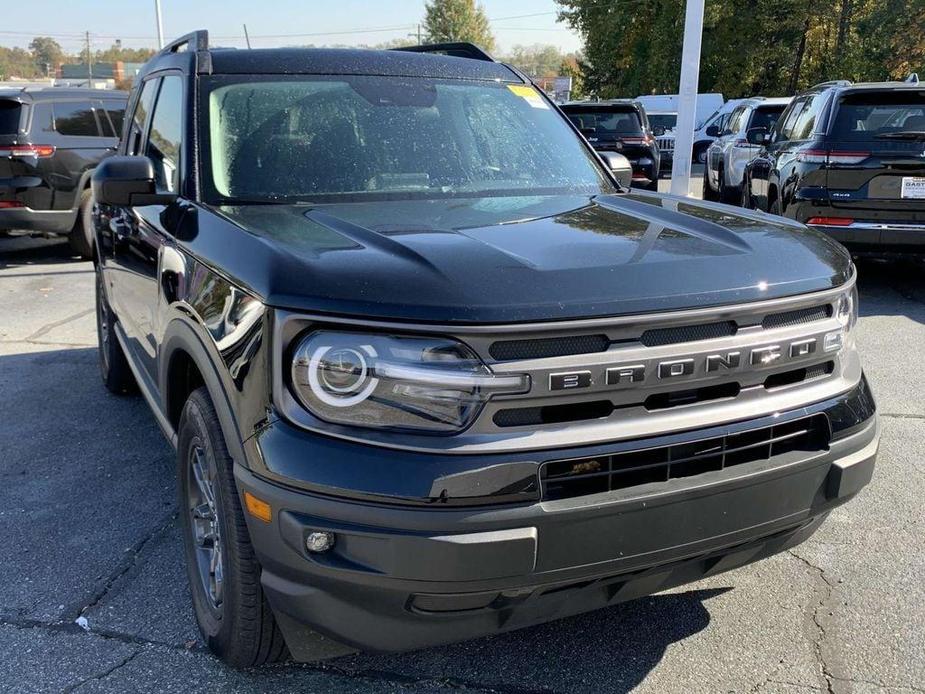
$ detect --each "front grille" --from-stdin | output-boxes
[489,334,610,361]
[540,414,830,500]
[762,305,833,330]
[640,320,737,347]
[656,137,675,152]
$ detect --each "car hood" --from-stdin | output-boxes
[210,192,852,323]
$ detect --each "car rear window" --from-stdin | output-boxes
[749,105,787,132]
[562,107,644,136]
[830,90,925,140]
[0,99,22,134]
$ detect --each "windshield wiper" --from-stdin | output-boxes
[875,131,925,140]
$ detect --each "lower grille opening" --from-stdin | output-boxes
[644,382,740,410]
[541,414,830,500]
[764,361,835,390]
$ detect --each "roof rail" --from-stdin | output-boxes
[157,30,209,58]
[810,79,852,90]
[392,42,495,62]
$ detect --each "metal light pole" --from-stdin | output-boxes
[154,0,165,49]
[668,0,705,197]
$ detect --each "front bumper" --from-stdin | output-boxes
[235,381,878,656]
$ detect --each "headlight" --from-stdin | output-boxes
[290,331,528,433]
[825,284,859,353]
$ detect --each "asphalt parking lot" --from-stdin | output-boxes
[1,208,924,692]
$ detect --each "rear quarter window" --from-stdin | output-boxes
[53,100,101,137]
[0,100,23,134]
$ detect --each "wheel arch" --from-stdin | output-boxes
[161,317,248,467]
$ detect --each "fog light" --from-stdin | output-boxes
[306,531,335,553]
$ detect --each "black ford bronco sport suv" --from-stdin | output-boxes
[0,87,127,258]
[91,32,878,667]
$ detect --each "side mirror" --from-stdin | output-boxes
[652,125,665,137]
[92,155,177,206]
[705,124,720,137]
[599,151,633,188]
[745,127,770,146]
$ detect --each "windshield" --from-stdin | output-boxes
[648,114,677,131]
[830,91,925,140]
[203,75,615,203]
[562,107,644,137]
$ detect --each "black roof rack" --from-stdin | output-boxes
[392,42,495,63]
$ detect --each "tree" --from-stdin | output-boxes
[423,0,496,53]
[28,36,65,76]
[94,43,156,64]
[502,44,567,78]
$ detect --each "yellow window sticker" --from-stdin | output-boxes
[507,84,549,109]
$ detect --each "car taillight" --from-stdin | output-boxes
[0,201,25,208]
[796,149,869,165]
[806,217,854,226]
[0,144,56,158]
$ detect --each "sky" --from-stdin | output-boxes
[1,0,583,55]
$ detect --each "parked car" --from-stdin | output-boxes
[646,111,678,172]
[742,80,925,254]
[692,98,744,164]
[703,97,790,203]
[92,32,877,667]
[561,100,661,190]
[0,87,127,258]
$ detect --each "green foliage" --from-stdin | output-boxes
[557,0,925,98]
[502,44,570,78]
[423,0,496,52]
[28,36,65,76]
[94,43,156,64]
[0,46,40,79]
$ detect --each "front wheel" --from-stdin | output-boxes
[178,387,288,667]
[702,168,720,202]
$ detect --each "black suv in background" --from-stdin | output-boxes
[743,80,925,254]
[91,32,877,668]
[0,88,127,258]
[561,100,661,189]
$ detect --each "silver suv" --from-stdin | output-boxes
[704,97,790,204]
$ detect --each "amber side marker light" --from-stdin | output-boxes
[244,491,272,523]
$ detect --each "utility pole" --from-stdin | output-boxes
[407,23,423,44]
[85,31,93,83]
[668,0,705,197]
[243,23,252,49]
[154,0,165,49]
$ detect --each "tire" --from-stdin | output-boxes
[769,193,782,216]
[69,189,94,260]
[694,145,708,165]
[95,265,137,395]
[702,168,720,202]
[740,179,752,209]
[717,167,740,204]
[178,386,288,668]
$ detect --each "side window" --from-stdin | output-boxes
[128,79,159,155]
[144,75,184,194]
[790,93,824,140]
[776,98,805,142]
[95,99,126,138]
[54,101,100,136]
[726,107,746,135]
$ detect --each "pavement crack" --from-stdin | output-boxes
[880,412,925,420]
[297,664,557,693]
[788,549,839,694]
[23,308,94,342]
[62,648,143,693]
[66,509,177,621]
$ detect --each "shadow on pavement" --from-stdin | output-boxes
[324,587,732,693]
[854,257,925,324]
[0,236,82,271]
